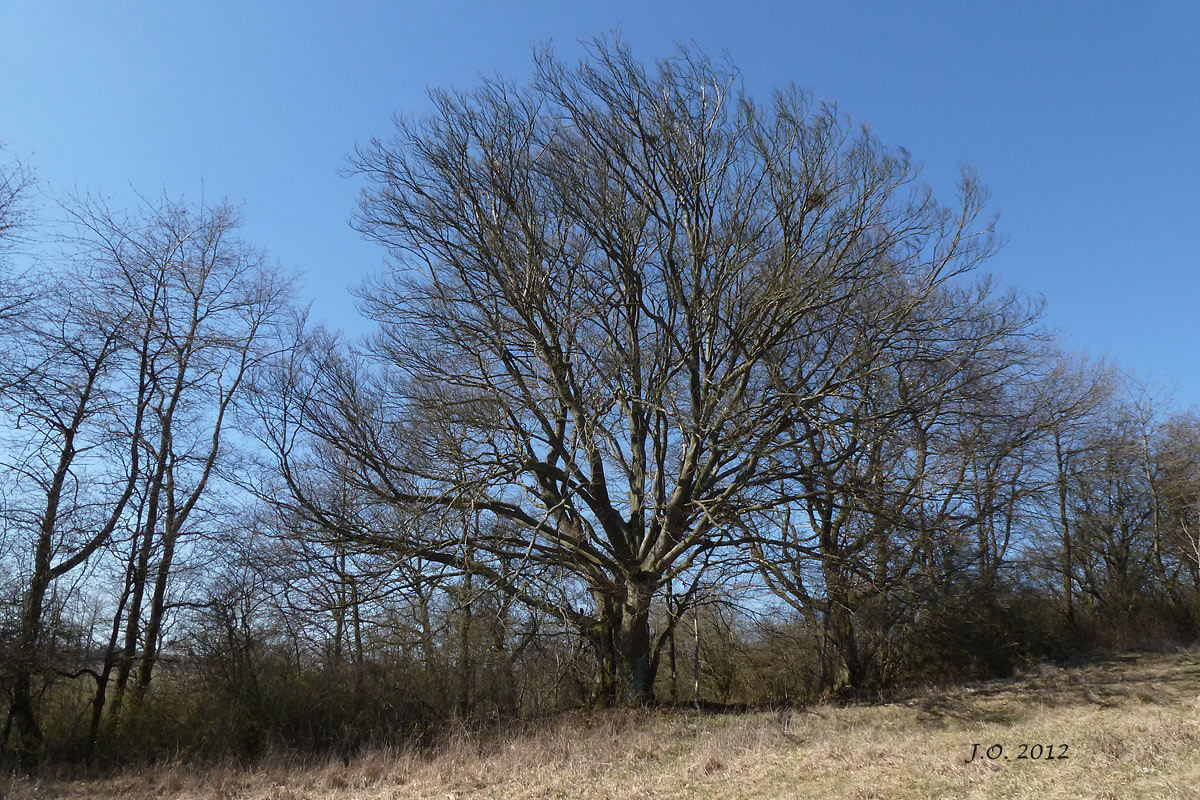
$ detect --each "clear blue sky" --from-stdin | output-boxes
[3,1,1198,404]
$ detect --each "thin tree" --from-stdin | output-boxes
[0,257,150,760]
[55,197,295,734]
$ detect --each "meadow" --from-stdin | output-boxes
[8,648,1200,800]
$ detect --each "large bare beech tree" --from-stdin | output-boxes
[264,38,1005,704]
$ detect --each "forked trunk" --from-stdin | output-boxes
[589,577,655,706]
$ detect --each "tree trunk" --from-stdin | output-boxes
[589,576,655,706]
[133,525,179,699]
[823,598,865,695]
[109,521,155,720]
[457,563,474,716]
[821,544,869,696]
[8,554,50,763]
[666,585,678,704]
[1054,428,1075,626]
[88,539,139,759]
[616,591,654,704]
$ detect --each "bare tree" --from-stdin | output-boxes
[0,150,31,251]
[0,152,35,345]
[749,285,1047,693]
[0,193,290,760]
[62,198,293,733]
[1021,352,1116,626]
[0,255,150,759]
[1156,411,1200,595]
[260,37,1004,704]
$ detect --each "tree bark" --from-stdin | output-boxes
[9,551,51,762]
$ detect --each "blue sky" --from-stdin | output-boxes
[2,1,1198,404]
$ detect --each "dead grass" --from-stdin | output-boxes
[8,647,1200,799]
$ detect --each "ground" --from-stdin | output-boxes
[8,648,1200,799]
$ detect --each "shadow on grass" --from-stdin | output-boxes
[913,648,1200,726]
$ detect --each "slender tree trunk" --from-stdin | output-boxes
[88,536,140,759]
[134,524,180,698]
[111,447,168,718]
[9,550,51,762]
[350,580,364,666]
[109,522,155,720]
[457,554,474,716]
[1055,429,1075,626]
[692,602,701,710]
[666,585,678,704]
[491,590,518,716]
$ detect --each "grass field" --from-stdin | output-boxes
[9,648,1200,799]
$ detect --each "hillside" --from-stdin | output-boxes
[10,648,1200,800]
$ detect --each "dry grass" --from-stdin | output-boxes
[9,648,1200,799]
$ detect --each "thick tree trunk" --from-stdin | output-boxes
[823,600,866,694]
[616,609,654,703]
[589,577,655,706]
[821,543,871,696]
